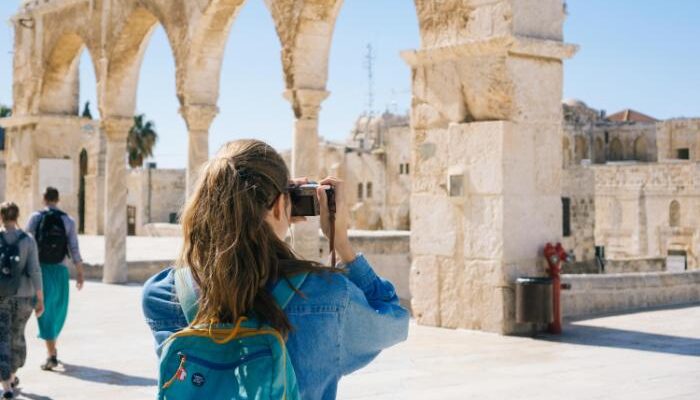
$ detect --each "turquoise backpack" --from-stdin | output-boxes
[157,268,308,400]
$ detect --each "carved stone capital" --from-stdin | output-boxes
[100,117,132,141]
[284,89,330,120]
[179,104,219,132]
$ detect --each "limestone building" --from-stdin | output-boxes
[561,100,700,273]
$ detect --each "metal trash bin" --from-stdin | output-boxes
[515,277,553,324]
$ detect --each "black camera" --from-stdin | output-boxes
[289,183,335,217]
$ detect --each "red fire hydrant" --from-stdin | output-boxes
[544,242,569,334]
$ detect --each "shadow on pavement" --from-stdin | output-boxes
[57,363,157,387]
[16,391,53,400]
[537,324,700,357]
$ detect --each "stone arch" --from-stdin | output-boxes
[634,136,648,162]
[574,135,587,164]
[562,136,571,168]
[670,200,681,227]
[594,137,605,164]
[103,7,185,118]
[39,33,100,115]
[264,0,345,96]
[182,0,248,106]
[609,137,624,161]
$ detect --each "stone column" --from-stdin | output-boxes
[284,89,329,261]
[180,104,219,197]
[101,117,132,284]
[404,3,577,334]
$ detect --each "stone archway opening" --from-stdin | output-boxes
[322,1,419,231]
[634,136,648,162]
[609,137,624,161]
[574,135,588,164]
[213,0,290,153]
[670,200,681,227]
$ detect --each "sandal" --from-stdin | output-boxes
[40,355,59,371]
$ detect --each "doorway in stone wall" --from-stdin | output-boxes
[666,249,687,272]
[78,149,88,233]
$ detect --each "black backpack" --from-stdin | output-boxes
[36,210,68,264]
[0,232,27,297]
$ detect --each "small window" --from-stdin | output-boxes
[676,148,690,160]
[670,200,681,227]
[357,183,363,200]
[366,182,373,199]
[562,197,571,237]
[400,164,404,174]
[604,131,609,144]
[405,163,410,174]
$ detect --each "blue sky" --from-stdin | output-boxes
[1,1,699,168]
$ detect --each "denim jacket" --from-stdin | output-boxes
[141,254,410,400]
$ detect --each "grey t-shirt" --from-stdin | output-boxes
[1,228,42,298]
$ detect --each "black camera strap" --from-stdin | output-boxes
[328,189,337,266]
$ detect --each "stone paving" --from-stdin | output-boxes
[8,280,700,400]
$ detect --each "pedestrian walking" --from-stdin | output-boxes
[26,187,84,371]
[0,202,44,399]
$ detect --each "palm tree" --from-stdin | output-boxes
[128,114,158,168]
[0,105,11,118]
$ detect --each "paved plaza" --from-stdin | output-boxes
[6,279,698,400]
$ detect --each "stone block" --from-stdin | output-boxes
[506,56,563,123]
[511,0,565,41]
[412,128,448,194]
[410,255,441,326]
[411,194,458,257]
[463,195,503,260]
[448,122,505,195]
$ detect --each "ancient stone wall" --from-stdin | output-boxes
[594,162,700,269]
[562,270,700,318]
[656,119,700,161]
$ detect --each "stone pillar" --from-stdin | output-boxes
[284,89,329,261]
[404,3,577,334]
[180,104,219,197]
[101,117,132,284]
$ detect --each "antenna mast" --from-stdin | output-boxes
[364,43,375,117]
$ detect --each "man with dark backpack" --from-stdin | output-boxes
[26,187,84,371]
[0,202,43,399]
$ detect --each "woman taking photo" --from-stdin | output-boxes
[142,139,409,399]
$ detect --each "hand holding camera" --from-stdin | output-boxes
[288,176,354,265]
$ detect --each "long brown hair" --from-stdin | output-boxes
[179,139,324,336]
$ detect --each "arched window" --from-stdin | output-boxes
[670,200,681,227]
[574,136,587,164]
[634,136,648,162]
[609,138,624,161]
[594,137,605,164]
[562,136,571,168]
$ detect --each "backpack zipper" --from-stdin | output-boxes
[176,349,271,371]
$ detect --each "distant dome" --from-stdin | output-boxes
[563,98,588,108]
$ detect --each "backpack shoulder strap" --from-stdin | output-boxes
[174,268,309,324]
[272,272,309,309]
[0,232,7,247]
[174,267,199,325]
